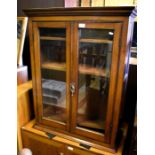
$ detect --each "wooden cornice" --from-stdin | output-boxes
[23,6,137,17]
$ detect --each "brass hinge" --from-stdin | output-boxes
[46,132,56,139]
[79,143,91,150]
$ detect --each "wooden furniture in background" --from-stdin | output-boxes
[123,63,137,155]
[17,17,31,151]
[17,66,28,85]
[17,80,33,151]
[23,7,136,153]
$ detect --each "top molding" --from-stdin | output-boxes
[23,6,137,18]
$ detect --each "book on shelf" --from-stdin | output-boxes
[42,79,66,107]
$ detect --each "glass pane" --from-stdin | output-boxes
[40,28,67,124]
[77,28,114,134]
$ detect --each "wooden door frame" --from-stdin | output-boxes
[32,21,71,131]
[70,22,122,143]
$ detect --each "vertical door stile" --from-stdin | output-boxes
[33,22,43,123]
[29,20,39,124]
[69,22,73,132]
[104,23,122,143]
[66,22,71,131]
[71,22,79,132]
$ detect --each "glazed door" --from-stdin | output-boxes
[33,22,71,130]
[71,22,121,143]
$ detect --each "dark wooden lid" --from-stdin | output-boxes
[23,6,137,17]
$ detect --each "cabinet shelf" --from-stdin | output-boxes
[43,98,66,109]
[79,65,108,77]
[42,62,66,71]
[80,53,106,57]
[80,38,112,44]
[42,62,108,77]
[43,105,66,123]
[40,36,66,41]
[78,119,105,131]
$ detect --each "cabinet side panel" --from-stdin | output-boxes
[111,17,135,147]
[119,16,135,122]
[110,19,128,147]
[104,23,122,143]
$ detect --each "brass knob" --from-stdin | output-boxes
[70,82,75,96]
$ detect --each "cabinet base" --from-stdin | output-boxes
[22,120,128,154]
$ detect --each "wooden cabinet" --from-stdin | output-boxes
[24,7,136,152]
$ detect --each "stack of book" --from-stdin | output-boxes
[42,79,66,106]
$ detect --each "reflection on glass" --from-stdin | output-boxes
[39,28,67,123]
[77,28,114,133]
